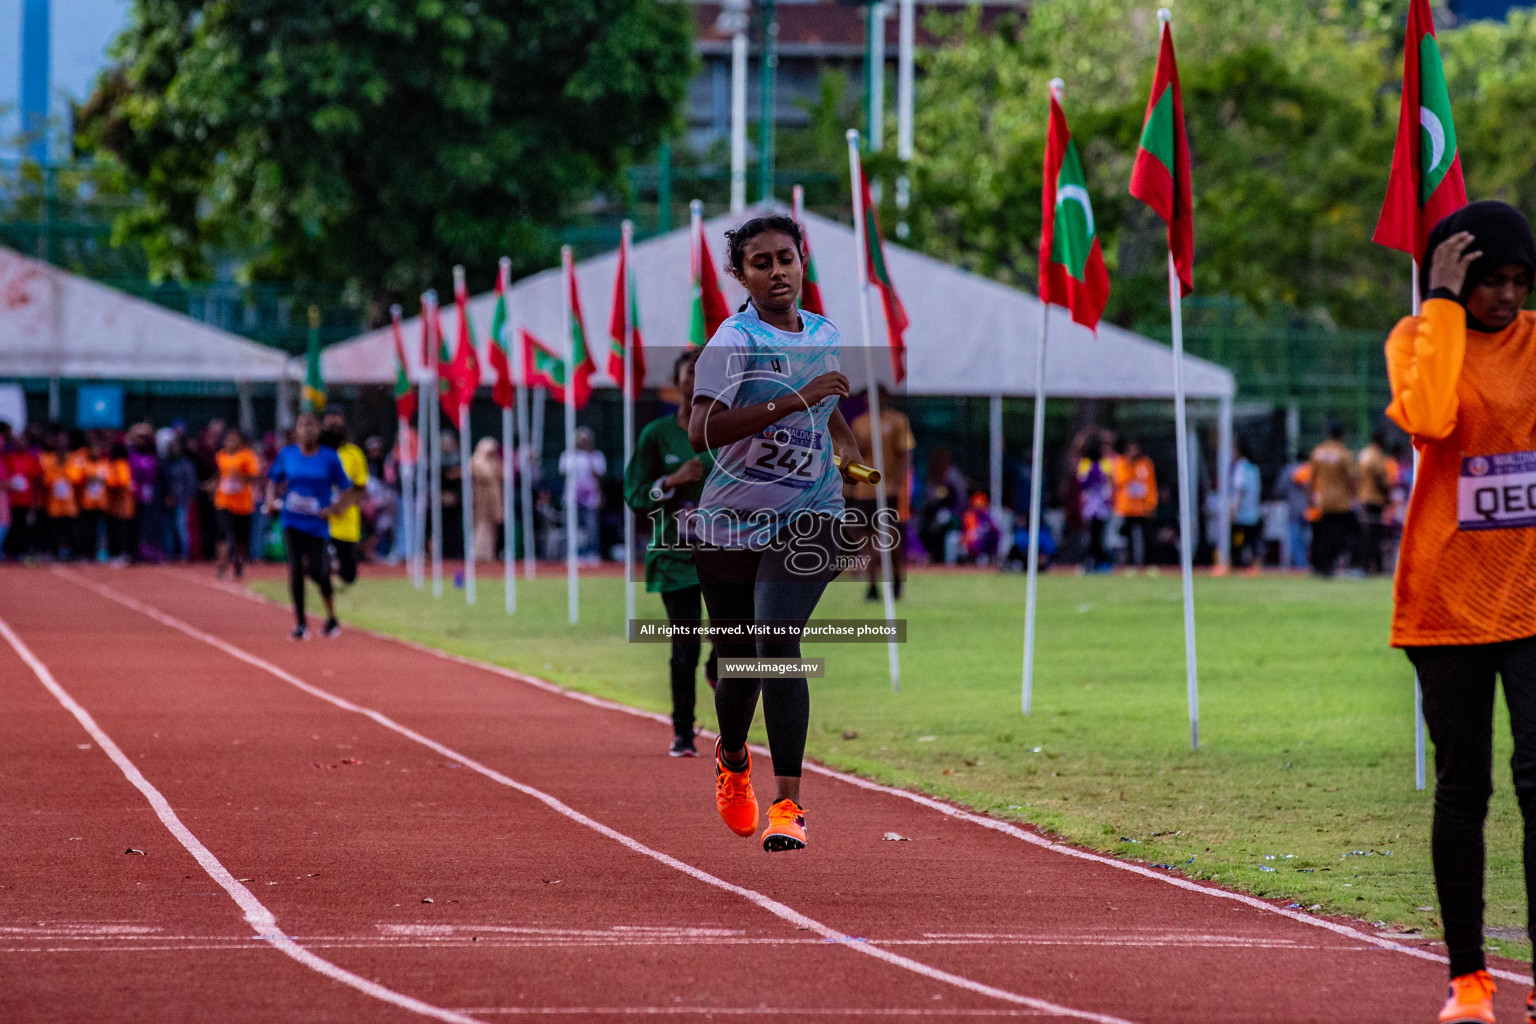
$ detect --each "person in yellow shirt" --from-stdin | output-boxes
[1112,438,1158,570]
[212,427,262,579]
[320,411,369,584]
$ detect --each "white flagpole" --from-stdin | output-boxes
[414,309,430,591]
[498,258,516,614]
[515,336,536,581]
[621,220,637,632]
[1411,259,1426,791]
[397,413,412,568]
[846,129,900,694]
[1168,250,1200,751]
[454,266,477,607]
[1021,299,1050,715]
[562,245,580,625]
[427,290,445,599]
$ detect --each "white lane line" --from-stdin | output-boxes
[457,1010,1049,1018]
[60,570,1138,1024]
[178,574,1502,983]
[0,614,485,1024]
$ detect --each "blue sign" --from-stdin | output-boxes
[76,385,124,429]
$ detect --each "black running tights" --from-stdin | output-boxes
[1408,635,1536,978]
[285,528,333,628]
[695,516,843,778]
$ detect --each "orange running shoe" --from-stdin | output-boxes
[714,740,759,838]
[1525,986,1536,1024]
[1440,970,1496,1024]
[762,798,807,852]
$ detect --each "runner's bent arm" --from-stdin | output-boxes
[687,371,851,452]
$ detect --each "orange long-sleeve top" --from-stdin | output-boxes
[78,454,112,512]
[106,458,135,519]
[39,452,83,518]
[1386,298,1536,647]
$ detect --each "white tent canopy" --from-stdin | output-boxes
[0,245,291,382]
[324,205,1235,402]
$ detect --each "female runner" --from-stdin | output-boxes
[1386,200,1536,1024]
[688,214,864,852]
[264,412,359,639]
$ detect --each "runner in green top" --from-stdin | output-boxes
[624,348,719,757]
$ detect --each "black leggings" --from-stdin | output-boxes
[1408,636,1536,978]
[695,514,845,778]
[285,528,333,628]
[332,539,359,584]
[659,585,719,738]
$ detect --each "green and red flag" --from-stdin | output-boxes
[446,272,481,415]
[792,185,825,316]
[422,294,457,417]
[521,328,591,409]
[1373,0,1467,257]
[488,259,515,409]
[1129,14,1194,296]
[1040,84,1110,332]
[563,254,597,409]
[690,220,731,347]
[607,229,647,397]
[390,305,417,420]
[301,306,326,413]
[858,166,909,383]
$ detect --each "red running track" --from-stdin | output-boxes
[0,565,1526,1022]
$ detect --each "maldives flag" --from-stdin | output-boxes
[521,328,592,409]
[446,273,481,415]
[1129,15,1194,296]
[793,185,825,316]
[429,297,457,418]
[1373,0,1467,257]
[1040,85,1110,332]
[390,305,417,420]
[858,166,909,383]
[690,221,731,347]
[606,230,647,397]
[488,260,514,409]
[564,253,597,408]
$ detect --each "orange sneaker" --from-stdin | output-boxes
[1440,970,1496,1024]
[714,741,759,838]
[762,798,807,852]
[1525,986,1536,1024]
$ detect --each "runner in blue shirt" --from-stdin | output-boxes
[687,214,866,853]
[263,412,360,640]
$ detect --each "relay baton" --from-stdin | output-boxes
[833,455,881,486]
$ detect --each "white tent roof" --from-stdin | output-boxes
[0,246,292,382]
[326,206,1234,401]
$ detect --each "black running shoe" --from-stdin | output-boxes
[322,618,342,639]
[669,734,698,758]
[289,625,309,641]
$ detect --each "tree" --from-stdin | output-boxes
[79,0,695,313]
[903,0,1500,330]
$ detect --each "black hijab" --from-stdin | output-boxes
[1420,201,1536,323]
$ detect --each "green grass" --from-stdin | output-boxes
[256,569,1531,959]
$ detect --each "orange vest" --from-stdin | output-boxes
[40,452,82,518]
[1113,455,1158,517]
[1387,299,1536,646]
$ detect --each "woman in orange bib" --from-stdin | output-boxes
[1386,200,1536,1023]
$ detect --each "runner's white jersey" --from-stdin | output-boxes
[691,303,845,549]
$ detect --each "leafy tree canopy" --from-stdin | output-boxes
[79,0,695,312]
[904,0,1536,330]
